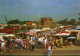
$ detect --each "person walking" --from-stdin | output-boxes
[48,44,51,56]
[1,40,6,53]
[31,41,35,51]
[16,37,21,48]
[26,39,29,50]
[9,41,13,53]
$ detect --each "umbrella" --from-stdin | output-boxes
[67,37,76,42]
[75,26,80,30]
[67,37,76,39]
[25,31,37,34]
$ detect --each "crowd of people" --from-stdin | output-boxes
[0,25,79,56]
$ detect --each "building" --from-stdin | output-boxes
[41,17,53,26]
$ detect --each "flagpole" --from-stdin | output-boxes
[5,16,8,24]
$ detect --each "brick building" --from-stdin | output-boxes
[41,17,53,26]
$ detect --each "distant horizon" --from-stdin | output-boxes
[0,0,80,24]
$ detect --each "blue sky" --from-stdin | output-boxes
[0,0,80,23]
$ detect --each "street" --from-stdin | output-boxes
[0,46,80,56]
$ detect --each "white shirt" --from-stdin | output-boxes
[38,38,42,42]
[44,39,47,44]
[31,37,33,41]
[1,42,5,47]
[48,46,51,50]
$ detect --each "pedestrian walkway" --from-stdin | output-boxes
[56,45,80,50]
[0,46,80,56]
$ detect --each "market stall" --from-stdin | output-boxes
[3,34,15,39]
[3,34,15,37]
[0,33,6,40]
[25,31,37,34]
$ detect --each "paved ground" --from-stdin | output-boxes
[0,45,80,56]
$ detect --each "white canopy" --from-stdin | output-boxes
[3,34,15,37]
[30,29,42,32]
[54,33,70,36]
[67,37,76,39]
[42,27,51,31]
[65,30,79,32]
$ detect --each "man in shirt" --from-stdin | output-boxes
[48,44,51,56]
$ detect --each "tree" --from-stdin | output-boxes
[78,13,80,24]
[79,13,80,16]
[7,19,28,24]
[62,18,68,24]
[70,19,77,24]
[7,19,20,24]
[78,17,80,21]
[58,18,69,25]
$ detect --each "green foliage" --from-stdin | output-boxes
[78,17,80,21]
[7,19,20,24]
[7,19,26,24]
[7,19,38,25]
[58,18,77,25]
[58,18,70,25]
[70,19,77,24]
